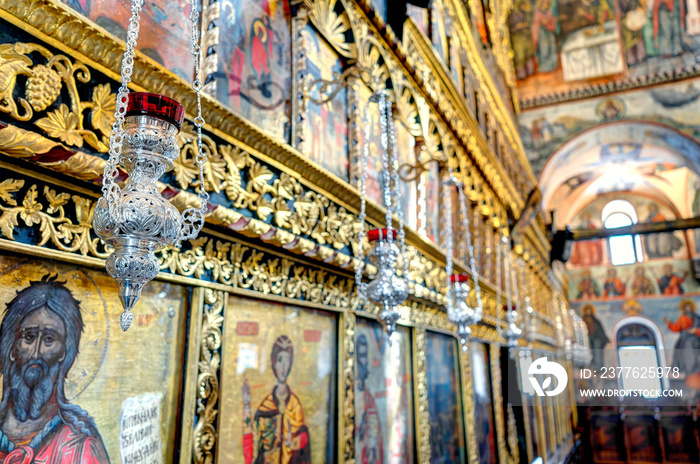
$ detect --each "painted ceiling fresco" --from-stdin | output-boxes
[508,0,700,104]
[535,121,700,229]
[520,76,700,177]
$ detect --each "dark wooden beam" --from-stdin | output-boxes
[571,216,700,241]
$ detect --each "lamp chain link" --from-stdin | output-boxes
[384,95,409,282]
[354,101,370,305]
[496,232,504,336]
[457,182,482,316]
[443,178,454,313]
[181,0,210,241]
[101,0,145,216]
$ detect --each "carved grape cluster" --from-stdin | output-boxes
[26,64,61,112]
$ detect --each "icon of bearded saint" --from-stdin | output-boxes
[0,275,109,463]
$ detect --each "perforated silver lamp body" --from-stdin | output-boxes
[93,96,186,331]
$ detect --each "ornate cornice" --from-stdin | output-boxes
[519,67,700,110]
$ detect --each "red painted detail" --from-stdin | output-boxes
[236,321,259,336]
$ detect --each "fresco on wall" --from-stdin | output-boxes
[0,254,188,463]
[508,0,700,101]
[520,77,700,177]
[569,212,605,267]
[62,0,194,80]
[506,0,623,96]
[355,318,415,464]
[470,341,497,464]
[426,332,466,464]
[570,258,697,301]
[567,195,687,267]
[571,295,700,395]
[215,0,292,142]
[218,297,337,464]
[303,26,349,181]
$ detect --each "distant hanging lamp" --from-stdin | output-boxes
[354,89,409,338]
[502,242,524,349]
[93,0,209,331]
[442,172,483,350]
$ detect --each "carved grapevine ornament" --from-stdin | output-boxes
[93,0,209,331]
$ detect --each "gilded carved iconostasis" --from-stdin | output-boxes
[0,0,576,463]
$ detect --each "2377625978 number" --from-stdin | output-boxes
[598,366,680,379]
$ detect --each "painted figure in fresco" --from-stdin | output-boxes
[656,263,687,295]
[620,0,647,66]
[582,304,609,368]
[0,275,108,463]
[355,334,384,464]
[509,0,535,80]
[532,0,559,73]
[603,269,626,297]
[693,180,700,253]
[242,335,310,464]
[578,0,613,29]
[570,213,604,267]
[652,0,685,57]
[630,266,655,296]
[664,300,700,381]
[643,203,682,259]
[577,270,601,300]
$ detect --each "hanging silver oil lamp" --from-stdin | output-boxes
[442,174,483,351]
[354,89,410,338]
[365,228,409,337]
[93,0,209,331]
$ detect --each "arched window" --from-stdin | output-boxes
[601,200,643,265]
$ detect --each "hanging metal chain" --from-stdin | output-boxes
[504,234,513,321]
[512,257,521,313]
[180,0,210,240]
[443,179,454,313]
[496,232,504,336]
[377,91,393,233]
[354,103,370,305]
[101,0,145,216]
[385,94,409,283]
[457,182,483,317]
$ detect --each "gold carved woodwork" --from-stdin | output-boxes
[192,289,226,464]
[414,328,431,464]
[0,4,572,464]
[0,3,555,307]
[506,403,521,464]
[460,343,479,464]
[0,178,107,258]
[0,42,115,151]
[491,343,508,464]
[341,311,356,463]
